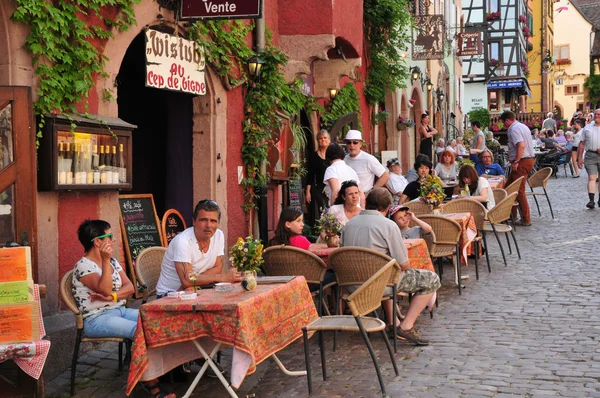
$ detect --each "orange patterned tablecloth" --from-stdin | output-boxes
[125,276,318,395]
[309,239,434,272]
[443,212,477,266]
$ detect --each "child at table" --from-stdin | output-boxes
[269,206,311,250]
[387,205,432,240]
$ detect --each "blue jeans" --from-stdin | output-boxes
[84,307,139,340]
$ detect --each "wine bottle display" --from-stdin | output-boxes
[58,142,66,184]
[99,145,108,184]
[73,144,81,184]
[65,143,73,184]
[92,144,100,184]
[118,144,126,183]
[111,146,119,184]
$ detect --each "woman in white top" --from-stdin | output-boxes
[457,164,495,209]
[329,180,361,225]
[434,149,459,182]
[323,143,362,206]
[571,118,584,178]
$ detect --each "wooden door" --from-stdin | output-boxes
[0,87,37,279]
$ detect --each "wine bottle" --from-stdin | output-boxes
[92,144,100,184]
[118,144,126,183]
[73,144,81,184]
[58,142,66,184]
[65,143,73,184]
[99,145,108,184]
[84,144,93,184]
[111,146,119,184]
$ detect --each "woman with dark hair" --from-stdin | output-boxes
[269,207,311,250]
[419,113,437,159]
[399,157,433,204]
[458,164,495,209]
[329,180,361,226]
[323,143,362,206]
[304,130,331,226]
[72,220,174,398]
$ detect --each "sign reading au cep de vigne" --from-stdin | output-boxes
[180,0,262,20]
[145,29,206,95]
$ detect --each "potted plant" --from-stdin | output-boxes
[314,210,342,248]
[486,12,501,21]
[519,15,527,24]
[397,115,416,130]
[489,58,503,68]
[229,236,264,291]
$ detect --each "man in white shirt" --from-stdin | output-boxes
[343,130,389,192]
[156,200,240,297]
[578,109,600,209]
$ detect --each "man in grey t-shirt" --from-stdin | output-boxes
[341,189,440,345]
[469,121,486,162]
[542,112,557,134]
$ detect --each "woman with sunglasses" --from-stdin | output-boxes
[419,113,437,159]
[72,220,174,398]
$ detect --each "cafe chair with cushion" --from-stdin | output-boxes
[483,192,521,267]
[263,245,335,316]
[60,270,129,396]
[440,198,490,278]
[404,201,433,215]
[328,247,403,352]
[526,167,555,219]
[136,246,167,304]
[302,259,400,397]
[417,215,463,294]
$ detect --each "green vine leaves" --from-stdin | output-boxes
[320,83,362,132]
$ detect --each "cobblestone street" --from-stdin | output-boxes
[47,171,600,398]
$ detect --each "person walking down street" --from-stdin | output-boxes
[469,121,486,162]
[304,129,330,227]
[501,110,535,226]
[578,109,600,209]
[542,112,557,135]
[344,129,389,193]
[571,118,585,178]
[419,113,437,160]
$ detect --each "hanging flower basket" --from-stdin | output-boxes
[519,15,527,24]
[486,12,501,21]
[397,116,416,130]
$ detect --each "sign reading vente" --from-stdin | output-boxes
[145,29,206,95]
[180,0,262,19]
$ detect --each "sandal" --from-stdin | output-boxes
[143,380,176,398]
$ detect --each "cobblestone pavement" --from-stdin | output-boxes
[47,170,600,398]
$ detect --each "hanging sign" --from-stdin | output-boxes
[145,29,206,95]
[457,32,483,57]
[412,15,444,60]
[180,0,262,20]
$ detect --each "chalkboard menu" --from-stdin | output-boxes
[118,194,164,297]
[162,209,187,245]
[289,176,303,208]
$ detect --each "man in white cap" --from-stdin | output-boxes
[343,130,389,192]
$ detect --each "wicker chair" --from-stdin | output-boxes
[483,192,521,267]
[302,259,400,396]
[417,215,463,294]
[60,271,128,396]
[328,247,403,352]
[526,167,555,219]
[492,188,507,205]
[504,176,524,227]
[440,198,490,278]
[135,247,167,304]
[404,201,433,215]
[263,245,335,316]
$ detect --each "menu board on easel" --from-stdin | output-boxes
[118,194,164,298]
[288,175,303,208]
[161,209,187,246]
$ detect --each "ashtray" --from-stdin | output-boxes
[215,282,235,292]
[167,292,183,299]
[180,292,198,300]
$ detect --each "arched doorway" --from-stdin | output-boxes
[117,30,194,223]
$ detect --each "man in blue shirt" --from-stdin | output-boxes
[475,149,505,176]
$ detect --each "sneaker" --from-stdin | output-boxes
[396,327,429,346]
[586,201,596,209]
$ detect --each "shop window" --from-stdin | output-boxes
[565,85,580,95]
[488,90,500,111]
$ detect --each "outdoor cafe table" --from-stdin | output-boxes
[487,177,505,190]
[309,238,435,272]
[442,212,477,267]
[125,276,318,397]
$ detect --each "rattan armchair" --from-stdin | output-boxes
[263,245,335,316]
[526,167,555,219]
[440,198,490,278]
[504,176,524,227]
[418,215,463,294]
[60,271,128,396]
[135,246,167,303]
[483,192,521,266]
[404,200,433,215]
[302,259,400,397]
[492,188,507,205]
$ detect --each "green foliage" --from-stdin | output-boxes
[363,0,412,104]
[12,0,140,136]
[373,109,390,125]
[320,83,362,131]
[584,74,600,110]
[467,108,490,128]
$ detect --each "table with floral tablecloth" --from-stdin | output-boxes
[309,239,434,272]
[126,276,317,395]
[442,212,477,266]
[488,177,505,190]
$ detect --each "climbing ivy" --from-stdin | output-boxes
[320,83,362,132]
[584,63,600,109]
[363,0,412,105]
[11,0,140,137]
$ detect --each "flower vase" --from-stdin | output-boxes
[325,234,339,248]
[432,206,442,215]
[241,270,257,291]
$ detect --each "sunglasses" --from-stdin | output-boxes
[341,180,358,188]
[91,233,113,242]
[345,140,361,145]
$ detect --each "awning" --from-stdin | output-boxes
[487,78,532,98]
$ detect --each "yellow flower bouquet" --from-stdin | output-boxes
[419,174,445,208]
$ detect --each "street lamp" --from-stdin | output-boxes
[426,79,433,92]
[329,88,338,100]
[248,55,264,80]
[410,66,421,83]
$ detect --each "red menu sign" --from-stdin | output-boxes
[180,0,262,19]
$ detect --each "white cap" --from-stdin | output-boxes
[345,130,363,141]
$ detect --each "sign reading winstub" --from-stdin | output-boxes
[180,0,262,19]
[145,29,206,95]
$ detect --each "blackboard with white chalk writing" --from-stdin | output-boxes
[118,194,164,297]
[289,176,303,208]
